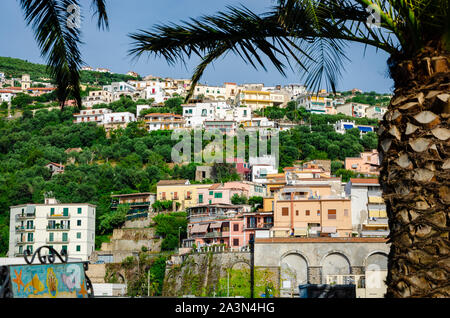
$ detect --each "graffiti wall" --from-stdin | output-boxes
[10,263,89,298]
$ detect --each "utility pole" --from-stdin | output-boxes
[250,236,255,298]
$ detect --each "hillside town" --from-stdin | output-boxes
[0,63,395,299]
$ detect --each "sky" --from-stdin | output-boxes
[0,0,394,93]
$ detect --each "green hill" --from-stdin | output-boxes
[0,56,141,85]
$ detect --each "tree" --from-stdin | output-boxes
[129,0,450,297]
[18,0,109,107]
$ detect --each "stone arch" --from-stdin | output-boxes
[364,251,388,271]
[230,260,250,271]
[320,251,351,283]
[280,251,309,291]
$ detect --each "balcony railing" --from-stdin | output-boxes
[47,225,70,231]
[16,213,36,220]
[46,239,70,244]
[204,231,223,238]
[47,214,70,219]
[15,226,35,232]
[17,239,34,244]
[367,217,388,225]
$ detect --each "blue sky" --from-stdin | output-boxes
[0,0,393,93]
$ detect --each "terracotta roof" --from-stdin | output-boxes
[209,183,222,190]
[350,178,379,184]
[46,162,65,168]
[157,179,189,186]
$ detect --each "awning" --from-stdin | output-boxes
[321,226,337,233]
[209,222,222,229]
[294,228,308,236]
[191,223,209,234]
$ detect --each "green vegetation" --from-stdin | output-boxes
[152,212,188,251]
[345,91,391,106]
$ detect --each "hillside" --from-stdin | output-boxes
[0,56,141,85]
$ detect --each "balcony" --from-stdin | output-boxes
[17,239,34,244]
[15,226,35,232]
[204,231,223,238]
[367,217,388,225]
[16,213,36,220]
[360,230,389,237]
[46,239,70,244]
[47,225,70,231]
[47,213,70,219]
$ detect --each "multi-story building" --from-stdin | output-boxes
[345,149,380,176]
[271,183,352,238]
[345,178,389,237]
[102,112,136,132]
[103,81,136,95]
[249,155,279,184]
[83,90,113,108]
[365,105,387,120]
[73,108,112,124]
[8,197,96,261]
[111,192,156,221]
[144,113,185,131]
[196,181,265,206]
[296,94,336,114]
[336,102,370,118]
[0,90,15,103]
[156,180,213,211]
[237,90,273,111]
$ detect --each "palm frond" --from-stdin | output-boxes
[19,0,109,108]
[90,0,109,30]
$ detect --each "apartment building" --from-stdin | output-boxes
[102,112,136,132]
[365,105,387,120]
[296,94,336,114]
[345,149,380,176]
[111,192,156,221]
[336,102,370,118]
[156,180,213,211]
[144,113,185,131]
[73,108,112,124]
[345,178,389,237]
[83,90,113,108]
[237,90,273,111]
[8,197,96,261]
[102,81,136,94]
[0,90,15,103]
[271,184,352,238]
[197,181,265,206]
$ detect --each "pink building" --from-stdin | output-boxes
[225,157,251,180]
[197,181,265,205]
[345,150,380,176]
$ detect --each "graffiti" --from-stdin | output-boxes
[10,263,88,298]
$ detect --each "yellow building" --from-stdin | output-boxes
[156,180,212,211]
[238,90,272,111]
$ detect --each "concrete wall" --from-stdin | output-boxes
[255,237,389,296]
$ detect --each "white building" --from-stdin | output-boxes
[144,82,166,103]
[365,105,387,120]
[182,101,235,128]
[344,178,389,237]
[103,82,136,94]
[0,90,14,103]
[336,102,370,118]
[83,90,113,108]
[249,155,279,184]
[73,108,112,124]
[334,120,375,135]
[8,197,96,261]
[144,113,185,131]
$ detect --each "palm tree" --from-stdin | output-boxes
[18,0,109,108]
[129,0,449,297]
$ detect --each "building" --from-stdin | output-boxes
[73,108,112,124]
[249,155,279,184]
[126,71,139,78]
[144,113,184,131]
[334,120,375,135]
[345,150,380,176]
[0,90,15,103]
[186,203,252,248]
[83,90,113,108]
[156,180,212,211]
[237,90,273,111]
[111,192,156,221]
[196,181,265,206]
[21,74,31,91]
[336,102,370,118]
[45,162,65,176]
[102,112,136,132]
[297,95,336,114]
[365,105,387,120]
[204,120,236,135]
[345,178,389,237]
[8,196,96,261]
[270,180,352,238]
[102,82,136,95]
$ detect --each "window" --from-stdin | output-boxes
[344,209,349,217]
[77,208,82,214]
[328,209,337,219]
[296,210,299,216]
[76,245,81,252]
[77,232,81,239]
[209,191,213,195]
[233,239,239,246]
[77,220,81,226]
[62,233,68,242]
[233,224,239,231]
[198,194,203,203]
[27,233,33,242]
[214,192,222,198]
[282,207,289,216]
[317,210,321,216]
[50,208,55,216]
[63,208,69,216]
[162,192,166,200]
[61,246,67,254]
[306,210,310,216]
[49,233,54,242]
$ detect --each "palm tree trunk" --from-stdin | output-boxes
[379,47,450,297]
